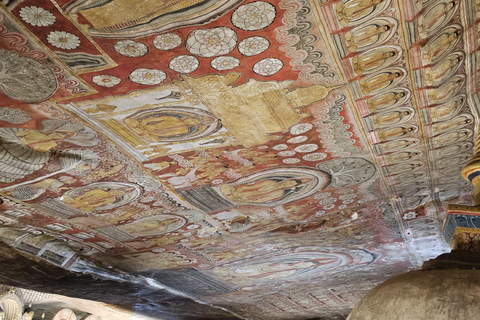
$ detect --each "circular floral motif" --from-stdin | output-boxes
[231,1,276,31]
[290,123,314,135]
[169,55,200,73]
[0,107,32,124]
[273,144,288,150]
[318,197,337,206]
[357,198,369,204]
[153,33,182,50]
[92,74,121,87]
[253,58,283,76]
[278,150,296,157]
[336,188,355,194]
[315,210,326,216]
[129,68,166,85]
[238,36,270,56]
[294,144,318,153]
[287,136,308,144]
[283,158,300,164]
[186,27,238,58]
[20,6,56,27]
[47,31,80,50]
[314,192,331,200]
[403,211,417,220]
[339,194,356,200]
[211,56,240,71]
[302,153,327,161]
[114,40,148,57]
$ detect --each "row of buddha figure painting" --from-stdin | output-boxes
[327,0,474,209]
[335,0,457,35]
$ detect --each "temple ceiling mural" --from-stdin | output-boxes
[0,0,478,319]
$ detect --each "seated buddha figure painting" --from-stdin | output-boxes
[61,182,141,213]
[123,107,221,143]
[217,168,331,206]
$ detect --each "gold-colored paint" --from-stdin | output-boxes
[80,0,205,30]
[392,0,443,221]
[56,102,194,223]
[0,192,131,253]
[372,110,411,127]
[422,27,461,64]
[308,1,390,193]
[63,188,126,212]
[352,50,396,75]
[124,114,201,143]
[359,71,402,95]
[311,0,440,254]
[452,227,480,250]
[97,104,117,112]
[99,119,146,146]
[0,8,98,99]
[80,73,301,150]
[462,132,480,205]
[424,54,462,86]
[50,0,118,74]
[220,179,306,204]
[178,73,338,148]
[344,23,392,52]
[336,0,384,27]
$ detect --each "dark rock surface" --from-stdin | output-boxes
[0,241,240,320]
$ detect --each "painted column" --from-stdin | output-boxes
[462,133,480,205]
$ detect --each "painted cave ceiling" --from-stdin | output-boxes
[0,0,477,319]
